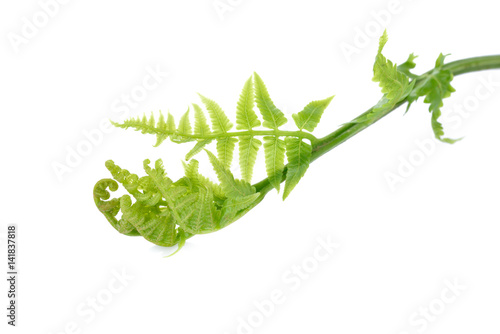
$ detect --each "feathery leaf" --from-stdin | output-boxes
[292,96,334,132]
[185,139,213,161]
[263,136,286,192]
[198,94,233,133]
[238,136,262,182]
[407,53,459,143]
[253,72,288,129]
[205,150,255,198]
[175,108,192,141]
[192,103,211,136]
[220,193,260,228]
[283,137,312,200]
[236,76,261,130]
[216,137,238,169]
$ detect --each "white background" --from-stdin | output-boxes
[1,0,500,333]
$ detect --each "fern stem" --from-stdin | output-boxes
[253,54,500,196]
[176,130,318,143]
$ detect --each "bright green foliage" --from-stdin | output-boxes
[283,137,312,200]
[293,96,335,132]
[95,31,475,251]
[185,139,212,161]
[372,30,414,102]
[263,136,286,192]
[205,150,256,198]
[353,30,414,123]
[193,103,211,136]
[176,108,192,141]
[97,72,333,249]
[407,53,459,143]
[216,137,238,168]
[239,136,262,182]
[253,72,288,129]
[198,94,233,133]
[236,76,261,130]
[397,53,418,78]
[350,32,458,145]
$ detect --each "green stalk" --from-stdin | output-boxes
[251,55,500,199]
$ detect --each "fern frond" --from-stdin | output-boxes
[253,72,288,130]
[104,160,141,196]
[100,70,334,249]
[219,193,260,228]
[96,33,500,253]
[236,76,261,130]
[185,139,213,160]
[372,30,413,102]
[351,31,414,124]
[120,195,179,247]
[216,137,238,169]
[193,103,211,136]
[283,137,312,200]
[205,150,256,198]
[397,53,418,78]
[239,136,262,182]
[182,159,225,199]
[407,53,459,143]
[292,96,334,132]
[180,187,220,234]
[263,136,286,192]
[177,108,192,137]
[153,112,168,147]
[198,94,233,133]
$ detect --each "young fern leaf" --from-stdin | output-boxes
[254,72,288,129]
[153,112,168,147]
[216,137,238,169]
[175,108,192,142]
[283,137,312,200]
[353,31,414,123]
[120,195,178,247]
[94,160,193,250]
[96,72,333,250]
[397,53,418,78]
[239,136,262,182]
[372,30,414,102]
[219,193,261,228]
[292,96,335,132]
[236,76,261,130]
[193,103,211,136]
[142,159,196,225]
[182,159,225,200]
[95,31,500,253]
[198,94,233,133]
[178,187,220,235]
[185,139,213,160]
[407,53,459,143]
[205,149,256,198]
[198,94,237,165]
[184,104,213,160]
[263,136,286,192]
[94,179,137,235]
